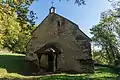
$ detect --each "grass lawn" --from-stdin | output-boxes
[0,52,119,80]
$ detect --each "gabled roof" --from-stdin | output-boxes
[31,12,92,41]
[54,13,92,41]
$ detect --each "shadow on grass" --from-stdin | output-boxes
[0,54,38,75]
[0,54,119,80]
[95,66,117,74]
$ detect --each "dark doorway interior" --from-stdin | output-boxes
[48,54,54,72]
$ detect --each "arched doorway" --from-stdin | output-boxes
[47,53,57,72]
[35,43,61,72]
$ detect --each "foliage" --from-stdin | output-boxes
[0,3,36,53]
[0,4,20,49]
[92,50,109,64]
[91,1,120,65]
[0,0,37,27]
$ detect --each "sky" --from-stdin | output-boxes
[29,0,113,38]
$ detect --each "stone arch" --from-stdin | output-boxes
[34,42,62,72]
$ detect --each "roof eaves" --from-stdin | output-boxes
[26,13,51,49]
[76,25,92,41]
[31,14,50,35]
[55,13,92,41]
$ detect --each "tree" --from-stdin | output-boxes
[0,4,21,49]
[91,6,120,65]
[0,2,36,53]
[0,0,37,28]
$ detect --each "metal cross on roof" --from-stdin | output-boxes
[51,1,54,7]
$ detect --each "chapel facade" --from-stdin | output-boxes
[25,7,94,73]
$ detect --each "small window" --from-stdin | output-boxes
[57,21,60,27]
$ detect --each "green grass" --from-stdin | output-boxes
[0,52,119,80]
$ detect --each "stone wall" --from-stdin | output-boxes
[26,13,94,73]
